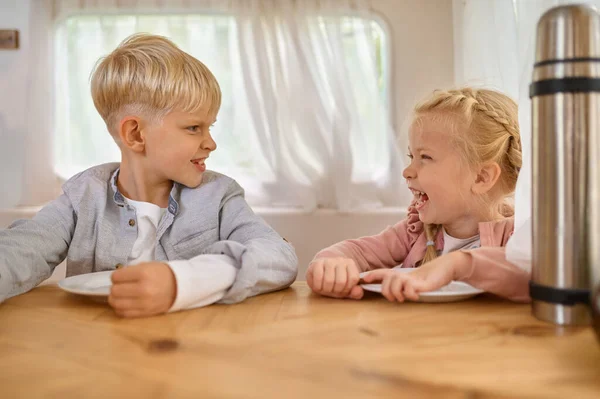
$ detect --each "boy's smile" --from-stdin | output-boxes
[191,157,208,172]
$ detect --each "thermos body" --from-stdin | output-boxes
[530,4,600,325]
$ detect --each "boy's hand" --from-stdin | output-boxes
[109,262,177,318]
[362,251,470,302]
[306,257,364,299]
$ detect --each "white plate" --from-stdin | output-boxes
[359,268,484,303]
[58,271,114,297]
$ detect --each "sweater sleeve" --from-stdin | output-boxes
[199,180,298,304]
[0,194,75,302]
[311,201,423,272]
[459,246,531,302]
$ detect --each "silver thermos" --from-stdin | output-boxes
[531,4,600,326]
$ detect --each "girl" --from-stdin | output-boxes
[306,88,530,303]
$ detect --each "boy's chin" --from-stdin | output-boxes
[176,174,205,189]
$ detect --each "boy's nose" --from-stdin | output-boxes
[202,132,217,152]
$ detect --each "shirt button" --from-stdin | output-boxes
[115,263,123,269]
[128,219,136,227]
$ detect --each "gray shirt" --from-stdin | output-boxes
[0,163,298,304]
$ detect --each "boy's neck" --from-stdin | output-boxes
[117,159,173,208]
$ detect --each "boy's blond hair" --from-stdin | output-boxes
[91,33,221,136]
[412,88,522,264]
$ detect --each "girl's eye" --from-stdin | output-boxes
[406,153,413,159]
[421,154,432,160]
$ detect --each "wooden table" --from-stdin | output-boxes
[1,282,599,399]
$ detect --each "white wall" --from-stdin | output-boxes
[379,0,456,136]
[0,0,29,208]
[0,0,455,281]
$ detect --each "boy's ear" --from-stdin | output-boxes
[119,116,145,153]
[472,162,501,194]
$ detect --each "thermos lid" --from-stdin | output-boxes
[535,4,600,64]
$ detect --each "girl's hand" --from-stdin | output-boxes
[362,251,470,302]
[306,257,364,299]
[109,262,177,318]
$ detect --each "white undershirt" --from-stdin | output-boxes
[125,197,237,312]
[441,228,481,255]
[126,198,166,265]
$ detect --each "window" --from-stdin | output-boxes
[54,13,391,207]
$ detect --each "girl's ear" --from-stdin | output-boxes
[472,162,501,195]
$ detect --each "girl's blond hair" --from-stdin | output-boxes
[91,33,221,136]
[413,88,522,264]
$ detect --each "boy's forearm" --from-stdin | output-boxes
[199,237,297,304]
[216,180,298,303]
[0,194,75,301]
[166,254,238,312]
[0,228,62,301]
[248,238,298,295]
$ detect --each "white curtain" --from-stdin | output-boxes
[452,0,519,99]
[43,0,409,211]
[454,0,600,270]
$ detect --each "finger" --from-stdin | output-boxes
[333,265,348,295]
[362,269,389,283]
[110,282,143,298]
[390,275,405,302]
[108,296,143,312]
[409,278,436,293]
[111,266,143,284]
[322,263,336,293]
[319,291,346,299]
[305,265,315,290]
[347,285,364,300]
[381,275,395,302]
[310,262,325,292]
[403,281,420,301]
[343,264,360,295]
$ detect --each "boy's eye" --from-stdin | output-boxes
[187,125,200,132]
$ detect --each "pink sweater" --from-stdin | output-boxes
[313,202,531,302]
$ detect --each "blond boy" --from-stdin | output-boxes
[0,34,298,317]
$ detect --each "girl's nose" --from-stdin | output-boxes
[402,164,416,180]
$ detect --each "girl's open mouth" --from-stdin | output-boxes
[411,189,429,210]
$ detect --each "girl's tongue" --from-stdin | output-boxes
[415,192,429,210]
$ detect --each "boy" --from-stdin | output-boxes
[0,34,298,317]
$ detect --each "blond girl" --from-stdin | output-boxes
[307,88,529,302]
